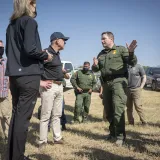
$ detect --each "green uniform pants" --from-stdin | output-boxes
[103,77,127,139]
[74,92,91,122]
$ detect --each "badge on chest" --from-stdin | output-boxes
[112,50,116,54]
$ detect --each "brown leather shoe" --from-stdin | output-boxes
[54,139,64,144]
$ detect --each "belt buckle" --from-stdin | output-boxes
[53,80,61,85]
[58,81,62,85]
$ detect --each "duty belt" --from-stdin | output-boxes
[52,80,62,85]
[82,89,90,93]
[104,74,125,82]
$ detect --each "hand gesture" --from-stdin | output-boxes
[40,80,52,90]
[62,68,67,74]
[45,50,53,62]
[93,57,98,66]
[77,87,83,93]
[88,89,92,94]
[99,93,103,99]
[126,40,137,53]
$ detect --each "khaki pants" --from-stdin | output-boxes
[0,96,11,139]
[127,87,146,124]
[39,83,63,143]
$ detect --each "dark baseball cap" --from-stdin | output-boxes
[50,32,69,42]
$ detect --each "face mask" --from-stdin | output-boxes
[0,47,4,58]
[130,58,137,66]
[83,67,89,72]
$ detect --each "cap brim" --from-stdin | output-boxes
[63,37,69,41]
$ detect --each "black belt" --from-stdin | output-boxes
[75,89,90,94]
[104,75,125,82]
[82,89,90,93]
[53,80,62,85]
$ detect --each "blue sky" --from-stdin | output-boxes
[0,0,160,67]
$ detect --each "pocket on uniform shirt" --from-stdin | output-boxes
[99,58,105,68]
[110,53,122,62]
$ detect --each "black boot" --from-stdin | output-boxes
[62,124,67,131]
[24,156,32,160]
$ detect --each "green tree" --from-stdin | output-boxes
[143,66,149,71]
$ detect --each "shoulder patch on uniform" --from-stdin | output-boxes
[116,45,126,49]
[117,45,128,53]
[116,45,124,48]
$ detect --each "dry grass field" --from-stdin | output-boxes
[0,88,160,160]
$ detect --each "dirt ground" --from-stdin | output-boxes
[0,88,160,160]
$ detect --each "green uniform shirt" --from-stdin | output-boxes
[70,70,97,91]
[92,44,136,81]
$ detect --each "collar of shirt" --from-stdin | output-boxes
[82,70,91,75]
[103,44,116,53]
[129,64,137,68]
[111,44,117,50]
[48,45,60,55]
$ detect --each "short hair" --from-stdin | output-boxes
[84,61,90,66]
[101,31,114,42]
[10,0,36,22]
[0,40,3,43]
